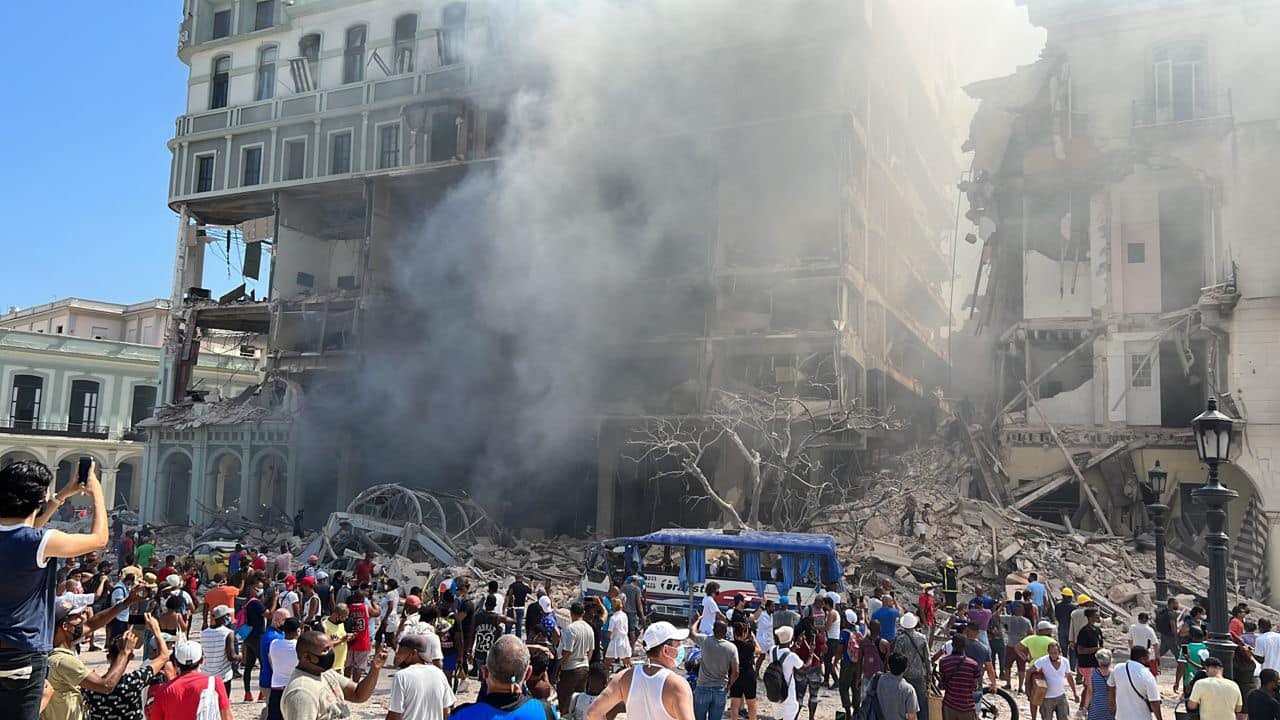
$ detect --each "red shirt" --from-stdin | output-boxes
[252,554,268,571]
[918,593,936,625]
[158,566,178,582]
[354,559,374,585]
[348,601,372,651]
[150,671,231,719]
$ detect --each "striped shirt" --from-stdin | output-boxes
[200,625,235,681]
[939,653,980,711]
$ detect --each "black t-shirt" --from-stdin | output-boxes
[1076,625,1103,667]
[456,598,476,637]
[473,610,505,659]
[508,581,531,606]
[1248,689,1280,720]
[1054,602,1076,627]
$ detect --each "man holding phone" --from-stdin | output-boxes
[0,458,111,720]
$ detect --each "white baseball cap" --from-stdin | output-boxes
[641,621,689,651]
[901,613,920,629]
[1037,621,1056,631]
[844,609,858,625]
[165,574,182,588]
[212,605,234,619]
[174,641,203,665]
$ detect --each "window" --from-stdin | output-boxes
[210,55,231,109]
[378,124,400,168]
[10,375,43,429]
[343,25,366,84]
[1154,44,1206,122]
[1130,354,1153,388]
[256,45,277,100]
[299,33,321,87]
[254,0,275,31]
[1127,243,1145,264]
[130,386,158,428]
[196,155,215,192]
[394,14,418,73]
[330,132,352,174]
[284,139,306,180]
[69,380,100,432]
[430,111,458,161]
[440,3,467,65]
[90,326,110,339]
[243,146,263,186]
[211,9,232,39]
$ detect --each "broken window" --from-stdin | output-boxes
[243,146,262,186]
[429,110,458,161]
[10,375,42,429]
[68,380,100,432]
[254,0,275,31]
[394,14,417,73]
[256,45,277,101]
[1129,354,1152,388]
[130,385,157,428]
[1153,44,1207,123]
[196,155,215,192]
[298,34,320,88]
[440,3,467,66]
[343,25,366,84]
[284,139,306,180]
[378,124,401,168]
[211,9,231,40]
[1159,187,1208,312]
[330,132,352,174]
[210,55,231,109]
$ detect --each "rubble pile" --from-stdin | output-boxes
[826,442,1278,630]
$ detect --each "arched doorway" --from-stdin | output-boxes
[160,453,193,523]
[115,461,138,509]
[206,453,242,510]
[55,453,105,514]
[0,450,41,468]
[254,453,288,523]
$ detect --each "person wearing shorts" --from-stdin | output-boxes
[729,622,760,720]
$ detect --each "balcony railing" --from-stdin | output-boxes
[1132,90,1232,129]
[174,64,473,139]
[0,418,112,440]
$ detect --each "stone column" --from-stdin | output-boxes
[98,468,117,510]
[1267,512,1280,607]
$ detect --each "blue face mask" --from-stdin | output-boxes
[674,645,686,666]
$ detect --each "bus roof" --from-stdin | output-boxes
[603,528,839,558]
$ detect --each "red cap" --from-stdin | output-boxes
[300,576,316,587]
[405,595,422,608]
[284,576,296,589]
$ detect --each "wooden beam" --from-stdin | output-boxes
[1012,473,1074,510]
[1021,381,1116,536]
[993,330,1097,428]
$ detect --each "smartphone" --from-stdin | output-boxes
[76,457,94,487]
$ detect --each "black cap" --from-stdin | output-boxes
[1204,657,1224,668]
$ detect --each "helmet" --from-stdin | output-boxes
[945,559,955,568]
[1061,587,1075,597]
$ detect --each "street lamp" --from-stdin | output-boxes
[1146,459,1169,602]
[1190,397,1238,676]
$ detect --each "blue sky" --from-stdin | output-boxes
[1,7,191,310]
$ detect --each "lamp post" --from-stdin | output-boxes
[1146,459,1169,603]
[1190,397,1238,677]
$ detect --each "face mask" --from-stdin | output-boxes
[70,623,85,641]
[314,650,337,671]
[672,645,686,666]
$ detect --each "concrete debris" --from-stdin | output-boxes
[826,441,1277,636]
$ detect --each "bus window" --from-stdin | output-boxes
[761,553,783,582]
[585,544,609,584]
[707,550,743,580]
[644,545,681,575]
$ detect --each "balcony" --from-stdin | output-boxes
[1132,90,1233,139]
[0,418,111,440]
[174,65,474,140]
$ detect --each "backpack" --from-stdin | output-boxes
[763,648,791,703]
[854,673,885,720]
[195,674,221,720]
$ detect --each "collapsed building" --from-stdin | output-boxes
[960,0,1280,602]
[142,0,962,538]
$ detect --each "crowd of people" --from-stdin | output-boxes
[9,458,1280,720]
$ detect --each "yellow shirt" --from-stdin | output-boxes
[1189,676,1242,720]
[42,648,89,720]
[1020,634,1054,662]
[322,619,350,671]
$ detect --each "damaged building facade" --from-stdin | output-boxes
[148,0,959,535]
[963,0,1280,600]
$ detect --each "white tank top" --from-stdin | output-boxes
[627,665,677,720]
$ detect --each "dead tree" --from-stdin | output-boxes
[628,385,903,531]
